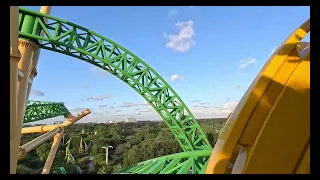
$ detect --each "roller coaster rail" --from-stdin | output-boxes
[11,6,309,174]
[11,6,212,174]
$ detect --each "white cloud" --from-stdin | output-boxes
[170,74,184,82]
[139,109,151,113]
[32,100,240,124]
[189,6,195,8]
[70,107,86,112]
[30,89,45,96]
[69,107,89,114]
[85,94,112,101]
[223,101,239,111]
[164,20,195,53]
[270,47,277,57]
[120,102,138,108]
[83,82,89,87]
[191,100,239,119]
[239,57,256,68]
[89,66,109,77]
[235,85,241,89]
[168,9,179,16]
[91,112,102,116]
[138,100,151,107]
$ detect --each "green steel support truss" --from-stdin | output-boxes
[117,150,212,174]
[24,100,70,123]
[18,8,211,152]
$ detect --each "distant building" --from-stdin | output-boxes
[107,120,115,124]
[125,118,136,123]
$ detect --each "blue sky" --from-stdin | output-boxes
[22,6,310,124]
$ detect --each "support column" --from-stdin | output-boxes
[79,138,85,153]
[18,127,63,160]
[26,6,52,102]
[10,6,21,174]
[11,40,38,173]
[11,6,38,173]
[42,132,63,174]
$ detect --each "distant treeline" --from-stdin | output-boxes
[18,118,227,174]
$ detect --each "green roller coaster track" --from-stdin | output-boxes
[118,150,212,174]
[19,8,213,174]
[24,100,70,123]
[65,136,92,166]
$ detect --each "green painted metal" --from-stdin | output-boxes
[18,8,211,152]
[20,14,36,34]
[65,136,88,165]
[117,149,212,174]
[24,100,70,123]
[51,167,67,174]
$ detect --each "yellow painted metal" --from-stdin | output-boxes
[239,44,305,146]
[10,6,22,174]
[11,7,309,174]
[79,138,85,153]
[25,6,52,102]
[205,19,310,174]
[21,109,91,134]
[42,132,63,174]
[235,48,310,173]
[18,127,62,160]
[295,143,310,174]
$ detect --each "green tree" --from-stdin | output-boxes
[36,143,51,162]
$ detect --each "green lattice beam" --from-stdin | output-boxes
[24,100,70,123]
[117,149,212,174]
[18,8,211,151]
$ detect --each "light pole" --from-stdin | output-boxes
[62,134,65,144]
[102,146,113,165]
